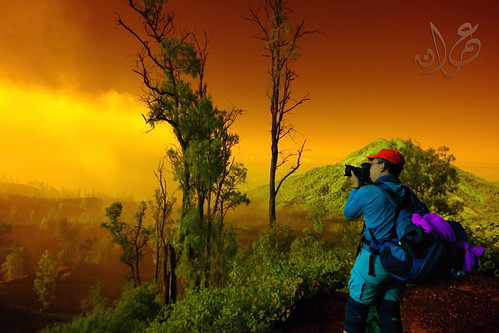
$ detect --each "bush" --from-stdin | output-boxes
[148,253,303,332]
[46,225,352,333]
[290,235,350,293]
[43,283,161,333]
[466,222,499,277]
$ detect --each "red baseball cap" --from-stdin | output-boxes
[366,149,405,168]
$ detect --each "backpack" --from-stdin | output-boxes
[365,183,484,283]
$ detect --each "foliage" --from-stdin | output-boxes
[206,221,239,288]
[80,282,109,316]
[33,137,499,331]
[101,201,152,286]
[396,140,463,218]
[267,138,469,219]
[44,283,161,333]
[119,0,249,291]
[1,245,30,280]
[42,218,391,333]
[305,198,329,237]
[466,222,499,277]
[366,306,381,333]
[289,235,350,293]
[148,227,303,332]
[148,260,303,333]
[34,250,58,311]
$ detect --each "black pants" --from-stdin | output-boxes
[344,297,402,333]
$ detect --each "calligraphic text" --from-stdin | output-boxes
[414,22,481,78]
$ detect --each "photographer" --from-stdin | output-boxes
[343,149,407,333]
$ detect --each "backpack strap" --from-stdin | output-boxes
[375,182,403,209]
[368,183,406,242]
[364,183,405,277]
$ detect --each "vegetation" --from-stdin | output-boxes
[101,202,152,287]
[34,250,58,311]
[0,4,492,333]
[1,245,29,280]
[149,159,178,303]
[395,140,463,218]
[43,284,162,333]
[43,223,349,333]
[118,0,249,293]
[0,138,498,332]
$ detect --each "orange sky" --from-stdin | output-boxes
[0,0,498,199]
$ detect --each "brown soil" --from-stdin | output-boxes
[278,274,499,333]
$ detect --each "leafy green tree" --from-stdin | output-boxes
[305,198,329,239]
[34,250,58,311]
[44,283,161,333]
[396,140,463,217]
[1,245,30,280]
[119,0,248,290]
[101,202,152,286]
[248,0,320,227]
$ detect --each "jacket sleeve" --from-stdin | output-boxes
[343,188,365,219]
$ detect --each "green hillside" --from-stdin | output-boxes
[247,138,499,227]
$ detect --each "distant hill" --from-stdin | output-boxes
[0,183,139,227]
[0,183,44,197]
[245,138,499,227]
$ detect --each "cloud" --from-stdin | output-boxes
[0,78,175,199]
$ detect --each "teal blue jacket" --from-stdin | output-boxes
[343,175,405,242]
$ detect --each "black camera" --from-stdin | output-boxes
[344,163,373,186]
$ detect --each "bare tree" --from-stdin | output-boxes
[150,157,177,303]
[248,0,320,227]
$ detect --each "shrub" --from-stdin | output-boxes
[290,235,350,293]
[43,283,161,333]
[466,222,499,277]
[148,256,303,333]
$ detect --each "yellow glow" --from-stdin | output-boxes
[1,0,498,201]
[0,78,175,198]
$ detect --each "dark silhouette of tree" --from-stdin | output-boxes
[248,0,320,227]
[54,218,79,267]
[150,157,177,303]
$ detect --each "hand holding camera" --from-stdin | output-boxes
[344,163,373,187]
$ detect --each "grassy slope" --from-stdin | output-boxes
[244,138,499,229]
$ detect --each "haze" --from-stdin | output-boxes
[1,0,498,200]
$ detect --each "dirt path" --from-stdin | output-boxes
[278,274,499,332]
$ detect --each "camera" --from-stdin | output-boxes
[344,163,373,186]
